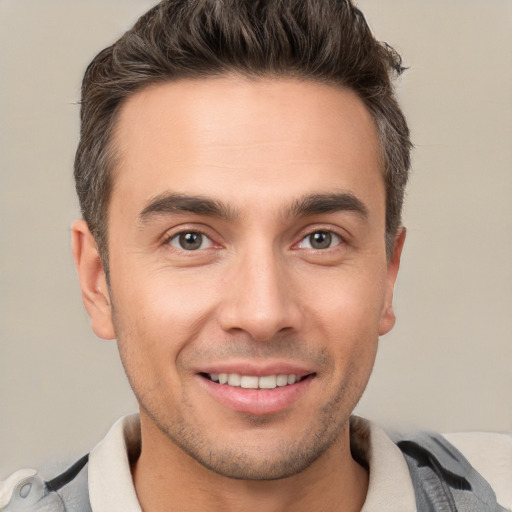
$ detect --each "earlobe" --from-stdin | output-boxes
[379,227,406,336]
[72,220,115,340]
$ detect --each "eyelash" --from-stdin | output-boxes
[163,227,345,253]
[165,230,216,252]
[296,230,344,250]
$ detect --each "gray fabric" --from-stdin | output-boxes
[56,463,92,512]
[3,466,92,512]
[2,473,65,512]
[398,432,507,512]
[5,430,504,511]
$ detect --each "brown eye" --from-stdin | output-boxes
[169,232,212,251]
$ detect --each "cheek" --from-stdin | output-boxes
[115,264,215,321]
[305,265,387,331]
[111,267,224,370]
[301,266,386,374]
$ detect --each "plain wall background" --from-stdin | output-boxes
[1,0,511,477]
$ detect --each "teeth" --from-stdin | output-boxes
[259,375,277,389]
[228,374,241,386]
[240,376,259,389]
[207,373,302,389]
[276,375,288,387]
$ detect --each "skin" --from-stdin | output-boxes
[73,77,405,512]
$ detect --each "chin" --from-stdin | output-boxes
[154,411,349,481]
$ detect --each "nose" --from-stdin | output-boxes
[218,246,303,341]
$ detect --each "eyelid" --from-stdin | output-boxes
[294,227,346,250]
[161,225,222,251]
[168,231,214,250]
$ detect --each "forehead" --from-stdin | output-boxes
[110,77,384,217]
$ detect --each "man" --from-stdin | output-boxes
[1,1,510,511]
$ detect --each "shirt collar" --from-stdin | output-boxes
[89,414,142,512]
[351,416,416,511]
[89,414,416,511]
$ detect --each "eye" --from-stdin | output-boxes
[168,231,213,251]
[298,231,342,250]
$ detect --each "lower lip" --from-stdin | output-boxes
[197,375,313,415]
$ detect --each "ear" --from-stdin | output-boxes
[379,227,406,336]
[72,220,115,340]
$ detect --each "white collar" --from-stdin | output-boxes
[89,414,142,512]
[350,416,416,511]
[88,413,417,511]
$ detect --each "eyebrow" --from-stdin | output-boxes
[138,191,368,224]
[286,192,369,219]
[139,192,239,223]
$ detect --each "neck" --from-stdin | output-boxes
[132,414,368,512]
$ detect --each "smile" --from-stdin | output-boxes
[198,370,315,414]
[204,373,304,389]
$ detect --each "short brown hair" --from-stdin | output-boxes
[74,0,412,270]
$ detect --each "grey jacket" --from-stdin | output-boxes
[1,433,506,511]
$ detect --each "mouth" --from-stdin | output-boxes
[200,372,312,389]
[197,369,315,415]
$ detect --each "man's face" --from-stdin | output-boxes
[77,77,402,479]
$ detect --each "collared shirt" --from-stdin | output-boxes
[86,414,511,511]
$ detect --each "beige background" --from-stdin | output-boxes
[1,0,511,477]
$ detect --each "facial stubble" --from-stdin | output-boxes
[120,344,369,481]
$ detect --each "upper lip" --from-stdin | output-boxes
[195,360,316,378]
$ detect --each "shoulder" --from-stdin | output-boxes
[396,428,512,511]
[0,414,140,512]
[0,455,91,511]
[443,431,512,509]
